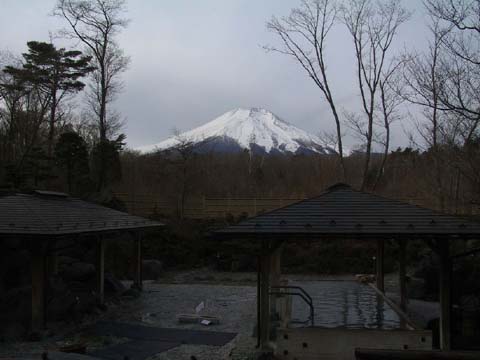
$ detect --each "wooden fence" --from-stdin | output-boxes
[114,192,480,219]
[114,192,304,219]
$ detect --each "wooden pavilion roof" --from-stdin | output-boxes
[216,183,480,239]
[0,190,163,236]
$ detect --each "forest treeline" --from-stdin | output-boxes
[0,0,479,216]
[0,0,129,202]
[118,146,479,219]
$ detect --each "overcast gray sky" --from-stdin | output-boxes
[0,0,428,149]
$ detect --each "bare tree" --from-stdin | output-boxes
[401,18,451,209]
[265,0,347,180]
[401,19,448,144]
[318,129,345,153]
[424,0,480,128]
[54,0,129,190]
[425,0,480,65]
[372,61,405,190]
[84,41,129,139]
[342,0,409,190]
[419,1,480,209]
[54,0,129,140]
[164,129,196,219]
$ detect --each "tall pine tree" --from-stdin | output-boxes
[4,41,94,158]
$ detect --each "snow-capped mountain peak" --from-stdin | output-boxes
[137,108,334,155]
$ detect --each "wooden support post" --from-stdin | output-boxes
[439,239,452,351]
[31,242,47,333]
[256,256,261,348]
[259,243,271,351]
[133,232,143,291]
[376,239,385,292]
[269,243,282,316]
[399,238,407,312]
[96,237,105,305]
[270,244,282,286]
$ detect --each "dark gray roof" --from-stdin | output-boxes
[0,191,163,236]
[216,184,480,238]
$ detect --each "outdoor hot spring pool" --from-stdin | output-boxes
[290,280,403,330]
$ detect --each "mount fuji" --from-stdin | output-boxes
[137,108,335,155]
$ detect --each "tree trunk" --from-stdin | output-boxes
[47,85,57,159]
[97,63,108,192]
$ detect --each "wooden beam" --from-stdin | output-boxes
[133,232,143,291]
[96,237,105,305]
[259,242,271,351]
[355,348,480,360]
[31,242,47,333]
[269,243,282,317]
[399,238,407,312]
[256,256,261,348]
[368,283,419,330]
[439,239,452,351]
[376,239,385,292]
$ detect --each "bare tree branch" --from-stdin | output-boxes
[265,0,347,179]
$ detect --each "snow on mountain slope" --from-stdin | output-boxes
[137,108,335,155]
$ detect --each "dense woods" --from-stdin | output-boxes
[117,147,480,217]
[0,0,479,279]
[0,2,479,306]
[1,0,479,216]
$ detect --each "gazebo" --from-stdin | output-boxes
[0,190,163,333]
[215,183,480,353]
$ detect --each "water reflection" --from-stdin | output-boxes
[290,281,401,329]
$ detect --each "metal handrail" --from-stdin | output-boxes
[271,285,314,304]
[270,285,315,327]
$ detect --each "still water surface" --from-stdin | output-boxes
[291,281,402,329]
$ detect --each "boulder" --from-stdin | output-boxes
[60,262,95,282]
[104,272,127,294]
[123,287,141,298]
[142,260,163,280]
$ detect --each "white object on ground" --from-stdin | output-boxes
[195,301,205,314]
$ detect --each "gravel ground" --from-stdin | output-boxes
[105,282,259,360]
[0,272,262,360]
[0,269,437,360]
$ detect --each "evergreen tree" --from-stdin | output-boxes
[91,134,125,191]
[55,131,90,194]
[4,41,94,158]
